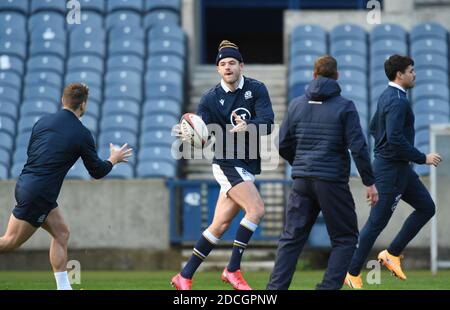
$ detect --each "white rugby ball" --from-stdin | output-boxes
[179,113,208,148]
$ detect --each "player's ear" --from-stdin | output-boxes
[61,97,65,107]
[313,71,318,79]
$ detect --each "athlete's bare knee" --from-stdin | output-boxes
[209,221,231,237]
[55,226,70,245]
[247,201,265,221]
[0,236,21,252]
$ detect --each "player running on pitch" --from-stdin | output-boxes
[171,40,274,290]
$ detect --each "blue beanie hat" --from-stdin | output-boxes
[215,40,243,65]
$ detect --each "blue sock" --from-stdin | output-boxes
[227,218,258,272]
[181,230,219,279]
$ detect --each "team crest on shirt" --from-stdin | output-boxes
[230,108,252,126]
[244,90,253,100]
[219,99,225,105]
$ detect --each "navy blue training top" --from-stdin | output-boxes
[370,85,426,164]
[17,109,113,204]
[197,76,274,175]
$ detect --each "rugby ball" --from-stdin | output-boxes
[179,113,208,148]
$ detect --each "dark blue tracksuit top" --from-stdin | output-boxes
[197,76,274,175]
[370,85,426,164]
[16,109,113,204]
[278,77,374,186]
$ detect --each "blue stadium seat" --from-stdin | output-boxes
[0,132,14,151]
[84,100,100,119]
[353,101,369,119]
[98,130,138,151]
[145,0,181,12]
[0,0,29,15]
[291,24,326,42]
[31,25,66,42]
[77,0,105,14]
[413,99,449,116]
[145,69,182,86]
[70,39,106,58]
[412,83,449,102]
[67,55,104,74]
[0,100,19,121]
[16,130,31,148]
[103,99,140,118]
[330,40,367,57]
[29,40,66,59]
[101,115,139,134]
[370,68,388,87]
[0,12,27,31]
[147,55,184,73]
[137,160,176,178]
[1,24,27,43]
[108,55,144,73]
[0,148,11,168]
[85,86,102,105]
[15,131,32,148]
[66,160,90,180]
[145,82,182,102]
[109,39,145,58]
[68,11,103,31]
[25,71,62,89]
[414,163,429,177]
[106,11,141,29]
[0,55,24,76]
[0,40,27,59]
[23,85,60,102]
[138,145,176,163]
[28,12,65,32]
[18,115,43,133]
[289,70,313,87]
[411,22,448,42]
[109,25,145,41]
[148,39,185,58]
[411,39,448,57]
[339,69,367,85]
[31,0,66,14]
[144,10,179,29]
[335,54,366,72]
[371,24,406,42]
[139,130,174,147]
[415,114,449,131]
[141,114,179,132]
[340,83,368,102]
[415,130,429,147]
[415,68,448,85]
[105,70,142,86]
[0,71,21,89]
[370,53,391,71]
[148,24,185,42]
[414,53,448,71]
[0,85,20,104]
[289,54,315,72]
[0,163,8,180]
[66,70,103,88]
[330,24,366,42]
[104,83,142,103]
[108,0,143,12]
[105,163,134,179]
[371,40,407,57]
[0,116,15,137]
[143,99,181,117]
[288,83,309,102]
[10,162,25,179]
[290,39,326,57]
[71,25,106,42]
[20,100,58,117]
[27,55,64,75]
[12,147,28,165]
[80,115,98,135]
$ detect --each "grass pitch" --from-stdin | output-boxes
[0,270,449,290]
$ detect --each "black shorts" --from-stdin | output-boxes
[12,186,58,228]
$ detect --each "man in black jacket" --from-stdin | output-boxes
[0,83,132,290]
[267,55,378,290]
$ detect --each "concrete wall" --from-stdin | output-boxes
[0,180,170,250]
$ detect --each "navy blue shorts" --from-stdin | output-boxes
[12,186,58,228]
[212,164,255,195]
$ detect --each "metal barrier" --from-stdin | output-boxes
[168,179,331,248]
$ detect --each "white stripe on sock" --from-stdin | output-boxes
[203,229,220,245]
[240,218,258,232]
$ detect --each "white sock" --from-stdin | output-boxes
[54,271,72,290]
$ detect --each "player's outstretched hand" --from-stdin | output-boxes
[172,123,190,142]
[230,111,248,133]
[108,143,133,165]
[426,153,443,167]
[366,184,378,207]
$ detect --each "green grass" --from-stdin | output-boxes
[0,270,449,290]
